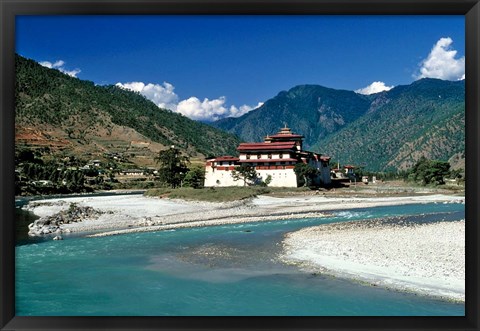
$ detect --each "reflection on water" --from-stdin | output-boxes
[147,237,297,283]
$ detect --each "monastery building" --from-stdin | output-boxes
[204,126,331,187]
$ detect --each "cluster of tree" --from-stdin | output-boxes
[354,157,462,187]
[230,165,273,187]
[231,165,259,186]
[343,157,462,187]
[16,164,88,195]
[154,147,206,189]
[15,148,92,195]
[294,163,318,187]
[183,166,206,189]
[407,156,457,186]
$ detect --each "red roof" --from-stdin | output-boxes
[320,156,331,161]
[237,141,296,151]
[208,156,239,162]
[344,165,355,169]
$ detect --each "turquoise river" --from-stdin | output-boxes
[15,200,465,316]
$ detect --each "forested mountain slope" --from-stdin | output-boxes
[15,55,240,166]
[317,79,464,171]
[213,84,372,150]
[213,79,465,172]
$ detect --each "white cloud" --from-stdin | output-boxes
[176,97,262,122]
[39,60,64,69]
[416,37,465,81]
[228,102,264,118]
[115,81,179,111]
[52,60,65,68]
[176,96,227,121]
[116,80,262,121]
[60,68,81,77]
[355,81,394,95]
[39,59,81,77]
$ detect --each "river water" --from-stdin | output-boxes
[15,201,465,316]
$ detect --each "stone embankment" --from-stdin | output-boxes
[28,204,104,237]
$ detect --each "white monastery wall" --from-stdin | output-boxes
[204,165,298,187]
[256,169,298,187]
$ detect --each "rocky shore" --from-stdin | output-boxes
[281,218,465,302]
[28,203,105,237]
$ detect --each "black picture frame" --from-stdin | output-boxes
[1,0,479,330]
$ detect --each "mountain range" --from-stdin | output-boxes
[15,54,465,173]
[212,79,465,172]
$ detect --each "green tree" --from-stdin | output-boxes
[294,163,318,187]
[231,165,259,186]
[410,157,451,185]
[183,166,206,189]
[64,169,85,192]
[262,174,272,187]
[155,146,189,188]
[16,149,39,164]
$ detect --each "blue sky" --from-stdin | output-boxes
[16,15,465,121]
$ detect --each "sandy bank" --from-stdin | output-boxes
[22,193,464,238]
[281,219,465,302]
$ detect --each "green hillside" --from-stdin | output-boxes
[15,54,240,161]
[212,79,465,172]
[316,79,465,171]
[213,85,372,149]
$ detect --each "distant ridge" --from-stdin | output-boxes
[212,79,465,172]
[213,84,372,150]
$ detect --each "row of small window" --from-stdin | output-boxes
[245,153,286,159]
[269,173,289,177]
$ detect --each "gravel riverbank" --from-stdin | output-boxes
[281,218,465,302]
[22,193,464,238]
[23,194,464,236]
